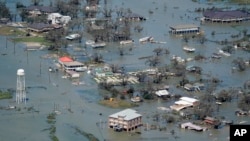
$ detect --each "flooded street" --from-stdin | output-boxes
[0,0,250,141]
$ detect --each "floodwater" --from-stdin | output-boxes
[1,0,250,141]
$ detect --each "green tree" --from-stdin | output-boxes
[0,1,11,19]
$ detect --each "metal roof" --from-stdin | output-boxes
[109,108,142,121]
[63,61,84,67]
[170,24,199,30]
[203,10,250,19]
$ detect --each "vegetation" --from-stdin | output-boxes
[74,127,99,141]
[99,99,137,108]
[0,90,12,100]
[0,26,26,36]
[0,1,11,19]
[13,36,47,43]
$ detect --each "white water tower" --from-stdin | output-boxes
[16,69,26,104]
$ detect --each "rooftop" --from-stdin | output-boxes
[203,10,250,19]
[109,108,142,121]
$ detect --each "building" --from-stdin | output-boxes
[47,13,71,25]
[155,89,169,97]
[58,56,86,72]
[170,97,199,111]
[169,24,200,34]
[202,10,250,23]
[25,5,58,16]
[180,122,207,132]
[108,108,142,132]
[27,23,61,32]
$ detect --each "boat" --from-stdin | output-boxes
[183,46,195,52]
[91,42,106,48]
[85,40,95,45]
[65,33,81,40]
[120,40,134,45]
[131,97,142,102]
[218,50,231,57]
[139,36,154,43]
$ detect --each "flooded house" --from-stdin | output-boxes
[58,56,87,72]
[27,23,60,33]
[121,13,146,21]
[155,89,169,97]
[169,24,200,34]
[203,116,221,129]
[25,5,58,16]
[108,108,143,132]
[202,10,250,23]
[180,122,207,132]
[170,97,199,111]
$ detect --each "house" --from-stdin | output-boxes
[25,5,58,16]
[93,66,113,77]
[27,22,62,33]
[203,116,221,129]
[155,90,169,97]
[121,13,146,21]
[27,23,57,32]
[180,122,207,132]
[169,24,200,34]
[202,10,250,23]
[58,56,86,72]
[108,108,142,132]
[170,97,199,111]
[47,13,71,25]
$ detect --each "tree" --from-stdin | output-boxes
[31,0,43,6]
[238,95,250,111]
[0,1,11,19]
[153,47,163,56]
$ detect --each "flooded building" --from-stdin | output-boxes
[108,108,142,132]
[202,10,250,23]
[170,97,199,111]
[169,24,200,34]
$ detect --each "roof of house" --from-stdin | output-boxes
[155,90,169,96]
[180,97,199,103]
[63,61,84,67]
[170,24,199,30]
[59,56,73,62]
[26,5,58,13]
[28,23,54,30]
[203,10,250,19]
[109,108,142,121]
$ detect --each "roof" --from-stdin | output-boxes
[155,90,169,96]
[59,56,73,62]
[203,10,250,19]
[109,108,142,121]
[170,24,199,30]
[175,100,193,105]
[63,61,84,67]
[180,97,199,103]
[26,5,58,13]
[28,23,54,30]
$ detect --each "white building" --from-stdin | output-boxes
[170,97,199,111]
[155,90,169,97]
[108,109,142,132]
[48,13,71,25]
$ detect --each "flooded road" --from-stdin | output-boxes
[0,0,250,141]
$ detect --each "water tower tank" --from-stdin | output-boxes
[17,69,25,76]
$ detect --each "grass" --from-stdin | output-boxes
[74,127,99,141]
[0,26,26,36]
[12,36,47,43]
[99,99,137,108]
[0,91,12,100]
